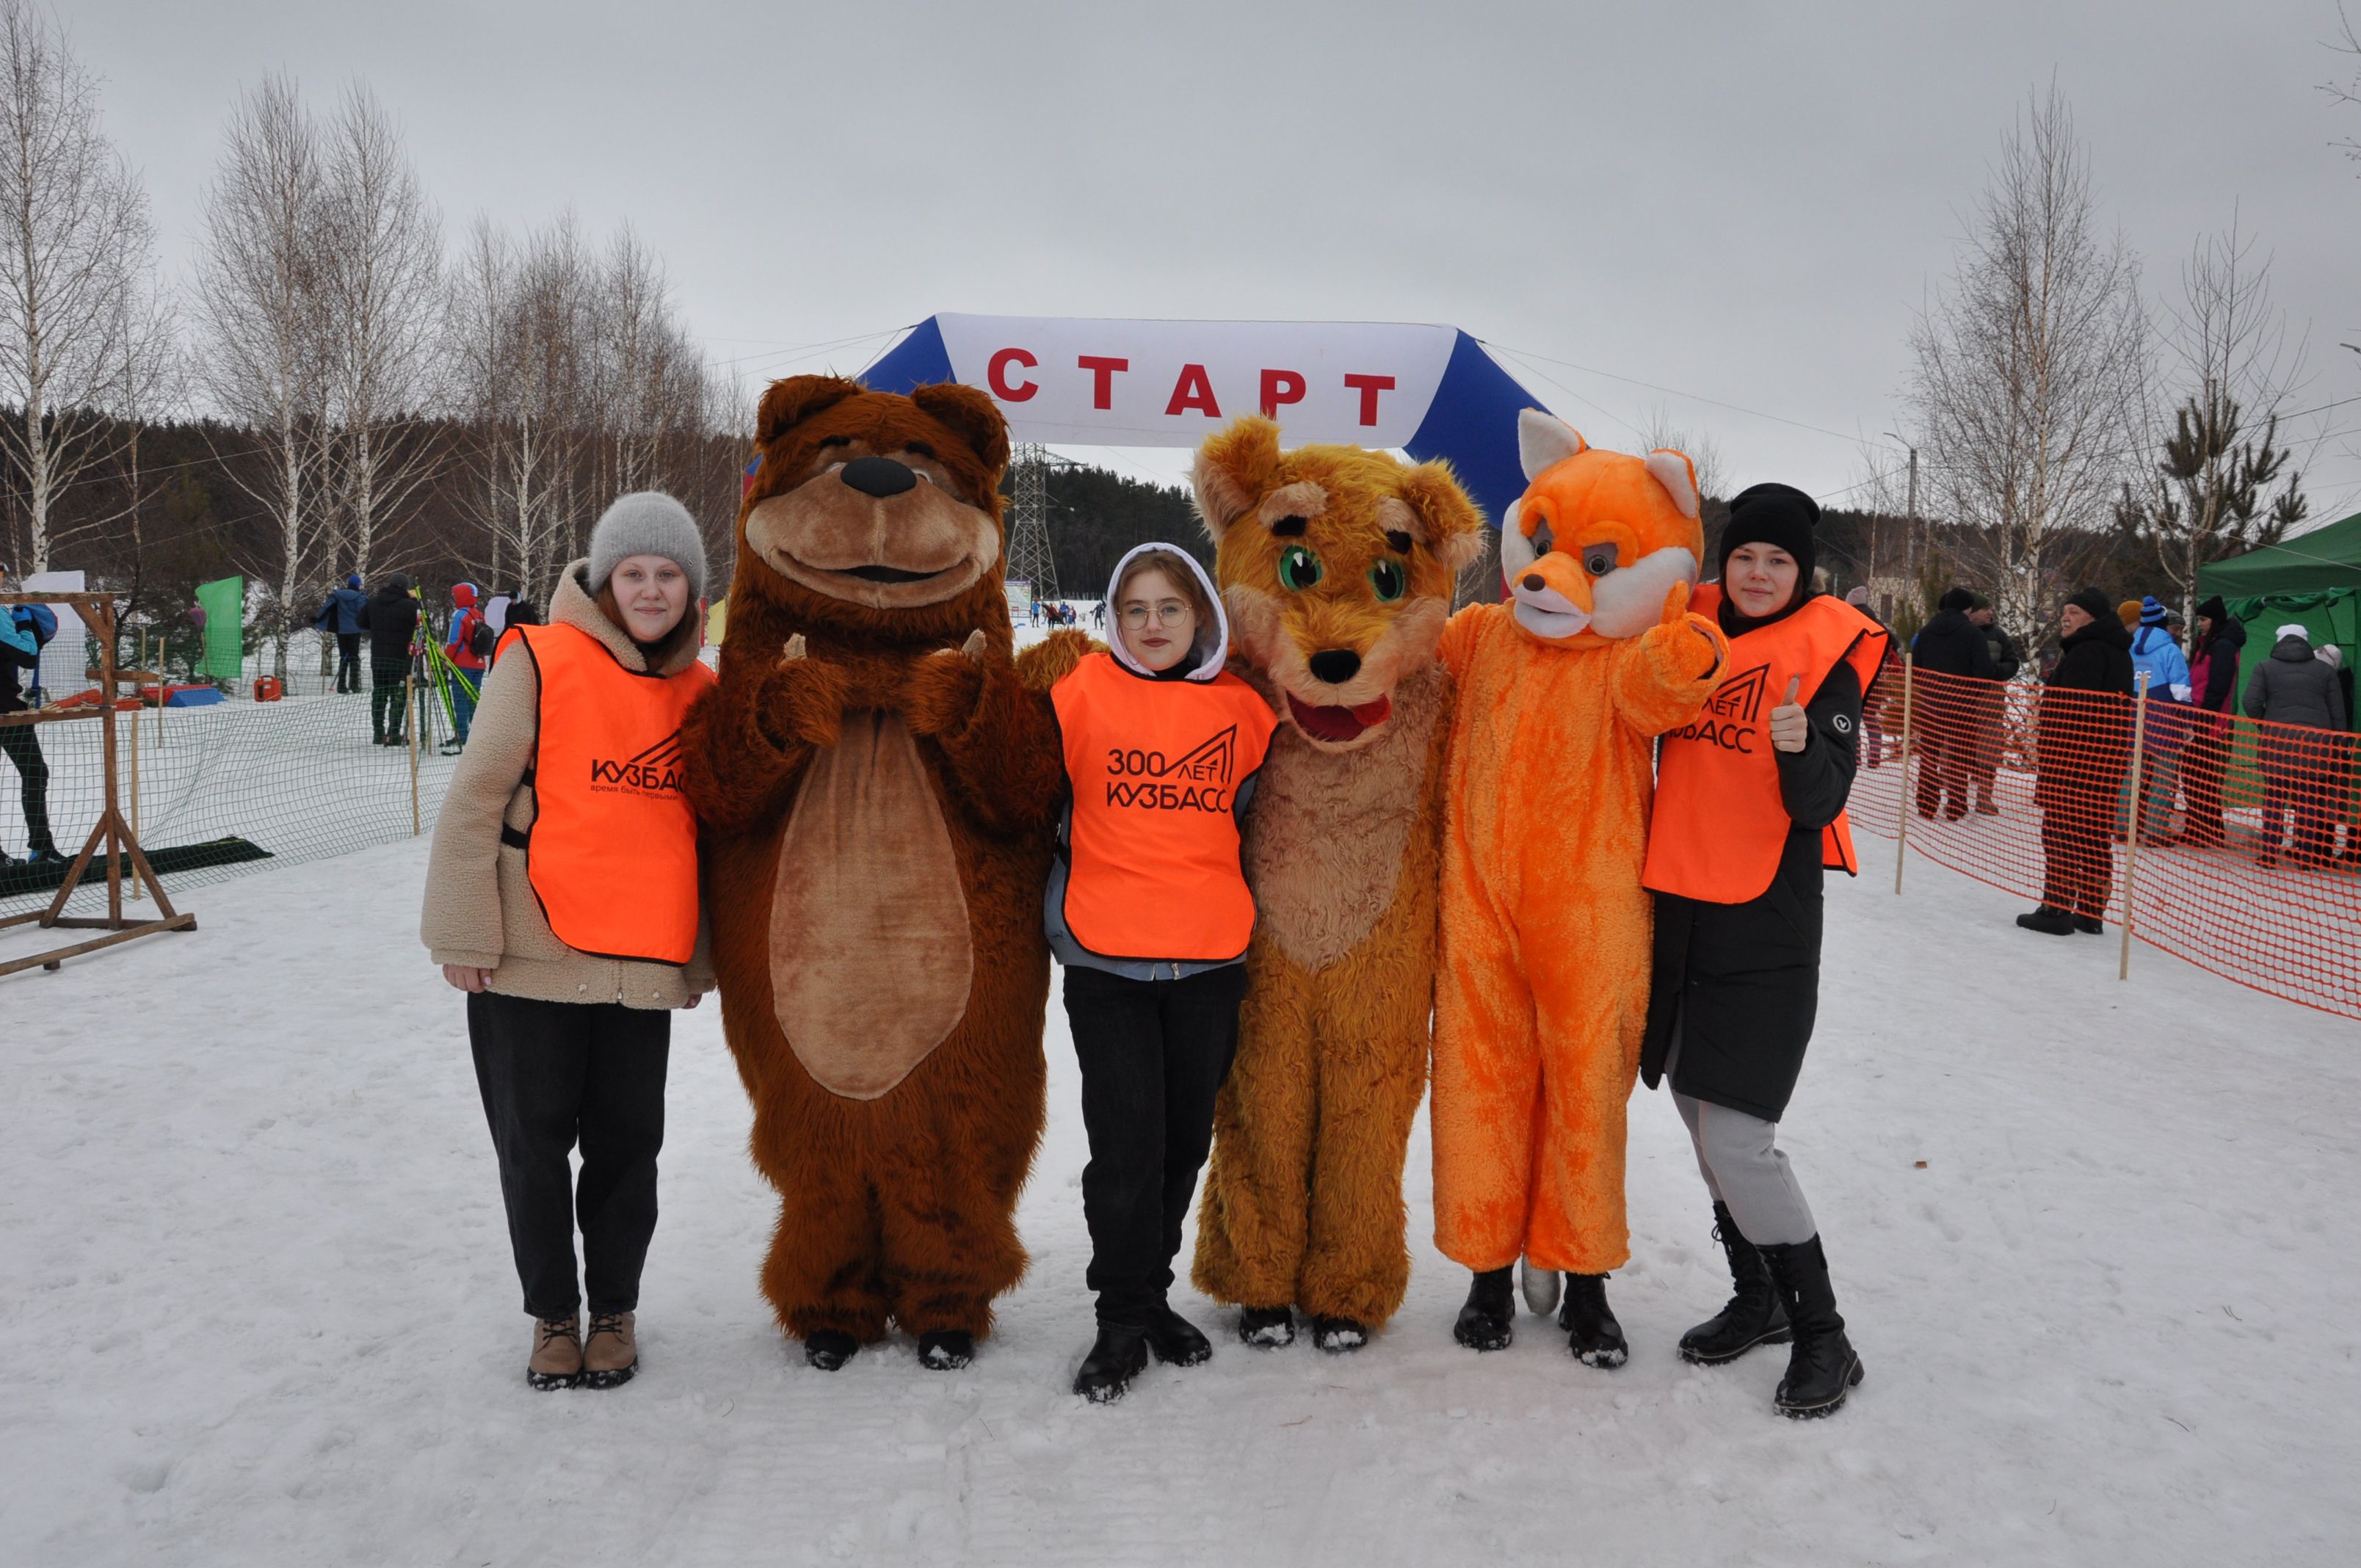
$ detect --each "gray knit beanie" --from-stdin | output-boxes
[588,491,707,601]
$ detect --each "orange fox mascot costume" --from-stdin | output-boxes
[1186,415,1484,1351]
[1432,410,1728,1364]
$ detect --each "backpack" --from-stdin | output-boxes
[467,614,496,660]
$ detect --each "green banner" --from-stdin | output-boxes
[195,576,243,681]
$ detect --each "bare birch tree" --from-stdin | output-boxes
[1638,404,1725,506]
[192,73,330,670]
[1905,87,2144,643]
[0,0,156,571]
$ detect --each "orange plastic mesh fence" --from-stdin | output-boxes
[1849,662,2361,1020]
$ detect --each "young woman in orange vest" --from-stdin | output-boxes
[1638,484,1889,1419]
[421,493,714,1392]
[1047,543,1278,1404]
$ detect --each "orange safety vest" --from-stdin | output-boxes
[1644,587,1890,904]
[500,623,715,965]
[1052,650,1277,962]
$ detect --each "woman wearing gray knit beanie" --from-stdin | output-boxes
[421,488,713,1393]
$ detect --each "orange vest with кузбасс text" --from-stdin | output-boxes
[499,621,715,965]
[1052,649,1277,963]
[1643,586,1890,905]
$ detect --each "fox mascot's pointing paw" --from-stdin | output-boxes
[1431,410,1728,1349]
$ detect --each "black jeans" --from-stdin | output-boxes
[1064,962,1248,1329]
[371,669,407,741]
[335,634,362,692]
[468,990,670,1318]
[0,721,56,855]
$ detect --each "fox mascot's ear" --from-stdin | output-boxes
[757,374,864,444]
[1192,415,1285,542]
[910,382,1012,476]
[1645,449,1702,520]
[1517,408,1587,482]
[1394,460,1487,573]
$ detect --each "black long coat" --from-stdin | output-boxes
[1640,635,1867,1125]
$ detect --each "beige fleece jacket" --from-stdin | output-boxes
[420,559,714,1009]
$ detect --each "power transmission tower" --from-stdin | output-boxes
[1004,443,1059,603]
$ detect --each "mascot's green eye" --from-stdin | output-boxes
[1368,560,1407,602]
[1278,546,1324,592]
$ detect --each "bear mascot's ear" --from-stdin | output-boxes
[758,374,864,444]
[910,382,1012,478]
[1395,460,1487,573]
[1192,415,1285,542]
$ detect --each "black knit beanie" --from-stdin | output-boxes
[1718,483,1819,588]
[2066,587,2114,623]
[2197,595,2228,624]
[1938,587,1975,613]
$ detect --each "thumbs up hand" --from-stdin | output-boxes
[1769,675,1810,753]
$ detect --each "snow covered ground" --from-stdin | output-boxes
[3,838,2357,1566]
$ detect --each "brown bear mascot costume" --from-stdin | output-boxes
[683,374,1070,1373]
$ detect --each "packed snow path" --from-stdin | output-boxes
[3,841,2354,1565]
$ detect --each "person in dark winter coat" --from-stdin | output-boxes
[1908,587,1997,820]
[1963,595,2021,812]
[2181,598,2246,847]
[0,558,62,863]
[2243,625,2349,868]
[314,574,369,692]
[357,574,420,746]
[1639,483,1887,1420]
[2017,589,2136,935]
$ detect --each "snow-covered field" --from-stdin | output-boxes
[3,839,2356,1566]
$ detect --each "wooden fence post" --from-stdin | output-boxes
[407,672,420,836]
[1894,657,1915,895]
[2119,671,2151,981]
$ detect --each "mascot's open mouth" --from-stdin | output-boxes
[1286,691,1392,743]
[833,564,948,584]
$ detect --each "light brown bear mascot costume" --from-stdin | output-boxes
[1187,415,1484,1351]
[683,375,1071,1373]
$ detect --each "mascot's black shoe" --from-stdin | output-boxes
[1145,1307,1212,1368]
[1760,1235,1865,1419]
[804,1330,859,1371]
[917,1330,974,1371]
[1453,1266,1515,1352]
[1238,1305,1296,1348]
[1680,1202,1791,1366]
[1311,1316,1368,1354]
[1073,1326,1150,1404]
[1559,1272,1628,1368]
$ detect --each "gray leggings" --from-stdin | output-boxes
[1666,1025,1817,1246]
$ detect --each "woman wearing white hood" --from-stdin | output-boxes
[1045,543,1279,1403]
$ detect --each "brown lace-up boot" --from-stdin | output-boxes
[582,1311,638,1390]
[528,1312,583,1390]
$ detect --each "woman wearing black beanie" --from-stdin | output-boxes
[1637,482,1889,1418]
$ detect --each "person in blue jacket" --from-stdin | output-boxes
[0,560,62,864]
[2127,596,2194,844]
[314,573,370,692]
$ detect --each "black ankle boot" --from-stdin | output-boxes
[917,1330,973,1370]
[1758,1234,1865,1418]
[1238,1304,1295,1347]
[1558,1272,1628,1368]
[1454,1266,1515,1351]
[1073,1325,1149,1404]
[1680,1202,1791,1365]
[1144,1306,1211,1367]
[804,1330,859,1371]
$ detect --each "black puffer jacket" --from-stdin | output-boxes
[2034,617,2134,806]
[357,577,419,669]
[1911,609,1998,680]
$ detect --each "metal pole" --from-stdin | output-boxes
[2119,672,2151,981]
[407,670,420,835]
[1895,656,1915,894]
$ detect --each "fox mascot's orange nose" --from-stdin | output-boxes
[1502,411,1704,647]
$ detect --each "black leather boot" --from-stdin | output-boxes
[1759,1235,1865,1418]
[1073,1325,1150,1404]
[1144,1305,1211,1367]
[804,1330,859,1371]
[1453,1266,1515,1351]
[1238,1305,1295,1348]
[1679,1202,1791,1365]
[1558,1272,1628,1368]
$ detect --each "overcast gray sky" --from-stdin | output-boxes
[68,0,2361,519]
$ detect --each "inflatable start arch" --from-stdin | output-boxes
[859,314,1548,527]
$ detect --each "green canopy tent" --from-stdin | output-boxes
[2197,510,2361,701]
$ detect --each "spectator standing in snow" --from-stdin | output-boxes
[0,559,62,864]
[505,591,541,628]
[1964,595,2021,813]
[315,574,369,692]
[2125,596,2193,845]
[2181,597,2246,848]
[1907,587,1996,819]
[2244,624,2349,868]
[1091,599,1106,631]
[443,583,490,753]
[422,493,714,1393]
[2321,645,2359,864]
[1045,544,1277,1404]
[2017,589,2136,935]
[1639,484,1882,1419]
[357,574,419,746]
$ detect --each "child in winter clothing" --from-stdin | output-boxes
[2125,596,2194,843]
[1046,543,1277,1403]
[443,583,490,752]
